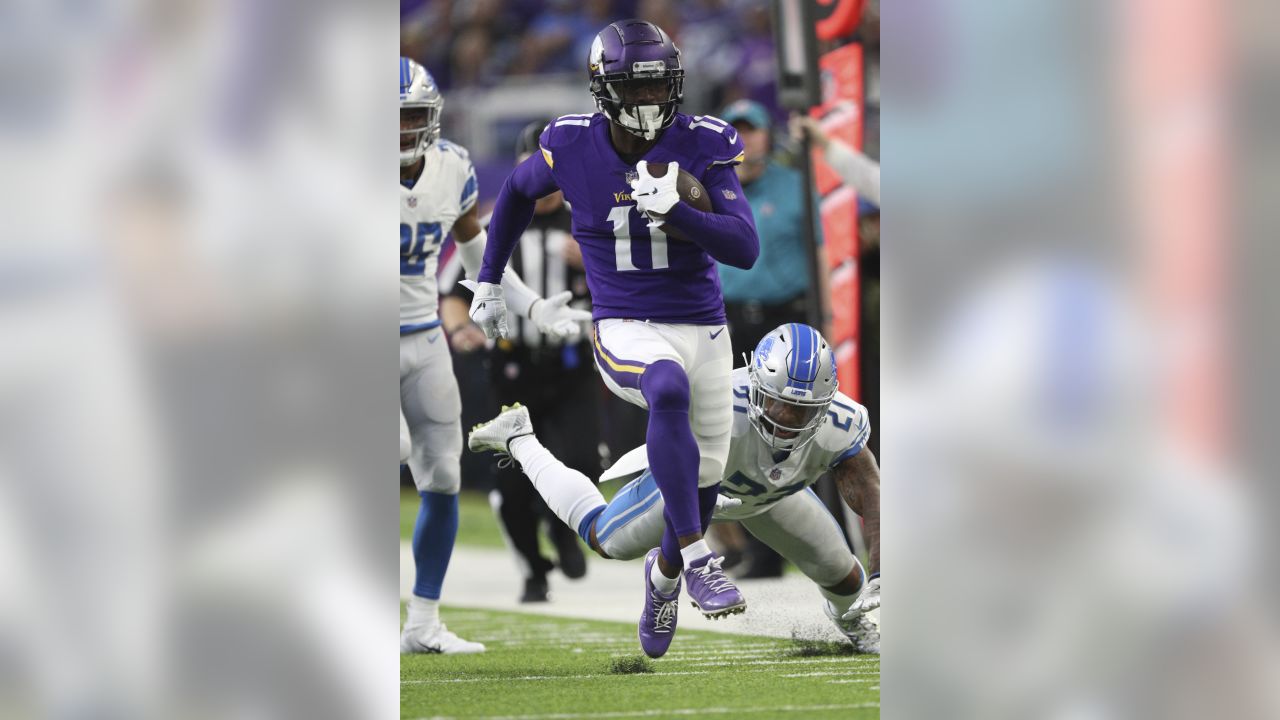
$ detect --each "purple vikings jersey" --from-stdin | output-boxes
[538,112,748,324]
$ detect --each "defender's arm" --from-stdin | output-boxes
[834,446,880,574]
[477,153,559,284]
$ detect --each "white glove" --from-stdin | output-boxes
[629,159,680,226]
[842,575,880,621]
[713,494,743,514]
[529,291,592,342]
[468,281,509,339]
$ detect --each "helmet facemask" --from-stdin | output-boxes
[747,372,834,452]
[400,102,441,167]
[592,73,683,140]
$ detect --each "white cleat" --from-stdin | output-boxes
[826,601,879,654]
[468,403,534,455]
[400,622,486,655]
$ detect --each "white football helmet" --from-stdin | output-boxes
[400,57,443,167]
[747,323,839,451]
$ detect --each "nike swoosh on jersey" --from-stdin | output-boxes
[709,327,725,340]
[727,131,738,144]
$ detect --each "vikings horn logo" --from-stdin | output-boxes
[589,36,603,73]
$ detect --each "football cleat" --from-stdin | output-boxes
[826,601,879,654]
[400,622,486,655]
[468,403,534,456]
[684,554,747,619]
[638,548,681,658]
[520,576,549,604]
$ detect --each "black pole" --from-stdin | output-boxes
[771,0,824,328]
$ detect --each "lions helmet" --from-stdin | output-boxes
[400,57,442,167]
[747,324,839,451]
[588,20,684,140]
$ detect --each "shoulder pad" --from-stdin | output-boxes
[538,114,597,168]
[435,138,471,161]
[818,392,872,468]
[687,114,746,169]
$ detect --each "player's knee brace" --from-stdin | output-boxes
[696,457,725,489]
[412,451,461,495]
[816,555,865,597]
[641,360,690,413]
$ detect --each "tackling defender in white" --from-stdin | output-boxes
[469,324,881,653]
[398,57,590,654]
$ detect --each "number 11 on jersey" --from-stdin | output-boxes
[609,205,668,272]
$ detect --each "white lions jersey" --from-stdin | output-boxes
[714,367,872,520]
[400,138,479,332]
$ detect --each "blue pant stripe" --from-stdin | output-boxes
[595,472,662,544]
[577,504,606,544]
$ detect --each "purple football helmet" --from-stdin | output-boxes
[588,20,684,140]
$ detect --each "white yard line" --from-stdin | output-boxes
[779,670,880,677]
[411,702,880,720]
[689,656,877,668]
[402,671,709,685]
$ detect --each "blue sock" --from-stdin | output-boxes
[412,490,459,600]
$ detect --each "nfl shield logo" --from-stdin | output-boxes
[770,468,782,481]
[408,196,418,208]
[625,170,639,185]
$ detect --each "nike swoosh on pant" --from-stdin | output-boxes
[709,327,725,340]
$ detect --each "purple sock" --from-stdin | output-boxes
[699,484,720,533]
[658,485,721,571]
[641,360,701,565]
[660,512,683,570]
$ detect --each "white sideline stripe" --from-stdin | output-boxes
[661,650,792,660]
[830,679,879,686]
[402,671,708,685]
[778,671,880,678]
[689,656,878,667]
[411,703,880,720]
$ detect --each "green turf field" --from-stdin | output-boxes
[401,606,879,719]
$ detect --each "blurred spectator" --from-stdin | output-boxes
[513,0,597,76]
[440,120,595,603]
[718,2,783,121]
[715,99,826,578]
[718,100,827,359]
[791,113,881,206]
[403,0,779,113]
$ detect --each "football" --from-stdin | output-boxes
[644,162,712,241]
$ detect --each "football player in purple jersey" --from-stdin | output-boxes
[468,20,761,657]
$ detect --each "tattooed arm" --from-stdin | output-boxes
[833,446,880,574]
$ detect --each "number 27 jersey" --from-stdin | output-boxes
[400,139,478,333]
[715,367,872,520]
